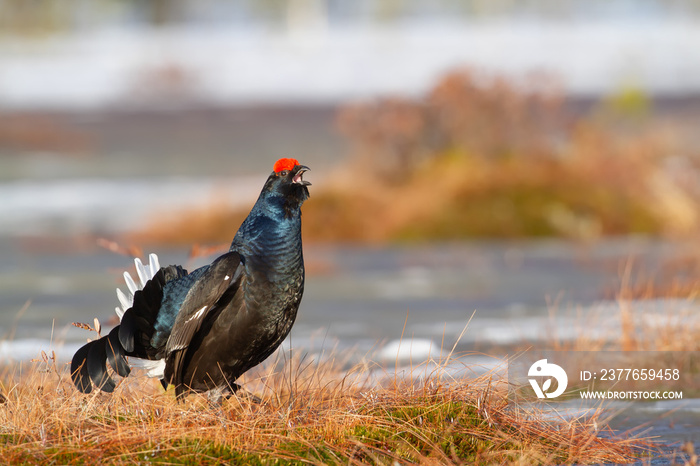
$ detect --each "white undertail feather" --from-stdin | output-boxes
[115,253,165,379]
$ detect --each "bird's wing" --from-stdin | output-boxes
[163,251,244,383]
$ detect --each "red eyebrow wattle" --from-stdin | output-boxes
[273,158,299,173]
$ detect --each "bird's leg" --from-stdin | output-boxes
[235,388,263,404]
[206,384,255,405]
[207,386,228,405]
[220,383,263,404]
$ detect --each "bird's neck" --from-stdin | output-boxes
[229,194,303,258]
[230,211,304,290]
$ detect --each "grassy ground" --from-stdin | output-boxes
[0,347,652,465]
[4,247,698,464]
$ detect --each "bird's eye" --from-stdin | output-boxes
[279,170,289,176]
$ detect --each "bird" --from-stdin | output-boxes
[71,158,311,399]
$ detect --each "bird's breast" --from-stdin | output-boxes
[228,216,305,336]
[241,241,304,316]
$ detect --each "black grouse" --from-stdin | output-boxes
[71,158,310,398]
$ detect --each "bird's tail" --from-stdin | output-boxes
[70,254,185,393]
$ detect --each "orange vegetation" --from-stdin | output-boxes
[132,69,700,245]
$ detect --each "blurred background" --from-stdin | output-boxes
[2,0,700,370]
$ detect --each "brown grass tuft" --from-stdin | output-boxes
[129,68,700,245]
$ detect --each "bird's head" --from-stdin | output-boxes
[263,158,311,215]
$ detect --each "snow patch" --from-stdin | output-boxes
[378,338,438,361]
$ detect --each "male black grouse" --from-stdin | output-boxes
[71,158,310,398]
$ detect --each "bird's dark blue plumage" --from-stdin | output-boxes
[151,265,208,348]
[71,159,311,398]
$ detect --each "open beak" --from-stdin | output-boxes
[293,165,311,186]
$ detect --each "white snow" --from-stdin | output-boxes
[0,175,261,235]
[0,19,698,110]
[378,337,438,361]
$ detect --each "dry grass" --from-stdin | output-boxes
[541,256,700,354]
[329,69,696,242]
[0,346,652,465]
[560,295,700,355]
[603,249,700,301]
[129,69,700,246]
